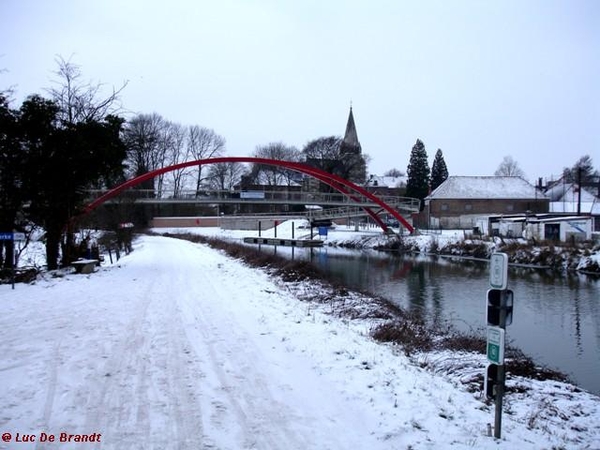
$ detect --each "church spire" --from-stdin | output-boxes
[340,106,361,155]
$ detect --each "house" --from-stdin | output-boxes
[364,174,407,196]
[545,182,600,231]
[488,213,594,241]
[423,176,549,229]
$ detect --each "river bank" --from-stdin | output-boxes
[148,221,600,274]
[158,230,576,386]
[5,233,599,448]
[314,225,600,275]
[152,231,600,448]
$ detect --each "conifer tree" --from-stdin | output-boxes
[430,148,449,191]
[405,139,430,209]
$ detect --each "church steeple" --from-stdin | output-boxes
[340,106,362,155]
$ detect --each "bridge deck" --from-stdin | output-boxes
[87,189,420,214]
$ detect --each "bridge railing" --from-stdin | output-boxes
[86,188,419,208]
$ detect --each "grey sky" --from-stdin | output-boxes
[1,0,598,182]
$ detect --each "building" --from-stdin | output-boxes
[339,106,362,155]
[424,176,549,229]
[305,106,365,192]
[545,182,600,231]
[364,174,407,196]
[489,214,594,242]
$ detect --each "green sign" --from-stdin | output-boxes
[487,326,505,365]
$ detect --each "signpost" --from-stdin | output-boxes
[489,252,508,289]
[486,327,505,365]
[486,252,513,439]
[0,231,25,289]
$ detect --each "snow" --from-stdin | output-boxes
[426,176,546,200]
[1,232,599,449]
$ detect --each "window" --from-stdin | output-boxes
[506,204,514,212]
[465,204,473,211]
[441,203,449,211]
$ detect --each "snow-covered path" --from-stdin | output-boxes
[1,235,598,449]
[0,236,386,449]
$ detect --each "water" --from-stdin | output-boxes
[265,245,600,395]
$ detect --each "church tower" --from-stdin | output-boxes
[339,106,362,155]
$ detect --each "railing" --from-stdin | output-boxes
[86,189,420,211]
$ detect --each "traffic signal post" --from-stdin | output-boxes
[485,252,513,439]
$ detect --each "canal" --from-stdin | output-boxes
[265,245,600,396]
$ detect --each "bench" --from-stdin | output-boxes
[71,259,99,274]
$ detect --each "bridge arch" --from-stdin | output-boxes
[84,157,415,234]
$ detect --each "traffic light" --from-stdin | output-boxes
[485,364,498,399]
[486,289,514,327]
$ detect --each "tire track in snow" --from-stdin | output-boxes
[82,266,156,448]
[174,242,313,449]
[83,239,205,449]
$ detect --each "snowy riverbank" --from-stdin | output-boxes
[2,226,599,449]
[158,220,600,274]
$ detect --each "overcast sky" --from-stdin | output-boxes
[1,0,598,182]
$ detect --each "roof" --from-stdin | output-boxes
[545,182,598,202]
[426,176,547,200]
[365,175,407,188]
[339,107,361,154]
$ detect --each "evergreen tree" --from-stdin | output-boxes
[563,155,598,184]
[430,148,449,191]
[0,95,25,269]
[20,95,127,270]
[405,139,430,209]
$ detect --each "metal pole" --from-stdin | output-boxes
[577,167,582,216]
[12,244,16,290]
[494,291,508,439]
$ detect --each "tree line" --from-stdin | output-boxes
[2,59,596,270]
[0,60,370,270]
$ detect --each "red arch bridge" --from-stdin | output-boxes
[83,157,419,234]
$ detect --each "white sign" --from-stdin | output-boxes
[490,252,508,290]
[487,326,505,365]
[240,191,265,199]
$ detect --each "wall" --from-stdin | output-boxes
[427,198,549,229]
[150,217,220,228]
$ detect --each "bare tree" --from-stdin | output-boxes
[207,162,248,192]
[384,168,405,177]
[187,126,225,194]
[161,122,191,197]
[302,136,369,185]
[251,142,302,186]
[494,155,525,178]
[47,56,127,125]
[123,113,167,193]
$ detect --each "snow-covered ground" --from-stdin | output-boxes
[1,231,599,449]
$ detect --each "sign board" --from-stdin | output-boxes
[0,232,25,241]
[490,252,508,290]
[240,191,265,199]
[487,326,505,365]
